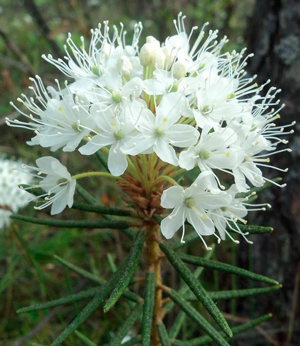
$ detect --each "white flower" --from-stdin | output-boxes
[7,78,95,153]
[24,157,76,215]
[79,107,137,176]
[42,22,143,91]
[160,171,231,249]
[0,157,33,229]
[179,126,244,182]
[122,93,199,165]
[83,71,143,111]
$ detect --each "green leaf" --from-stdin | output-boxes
[107,253,117,273]
[104,230,146,312]
[54,255,106,285]
[165,246,215,316]
[0,255,21,294]
[17,287,99,313]
[11,214,131,230]
[72,201,135,217]
[95,150,109,171]
[171,339,193,346]
[170,230,201,250]
[74,330,98,346]
[142,272,156,346]
[178,253,279,285]
[76,183,98,204]
[157,322,172,346]
[13,228,47,297]
[185,285,282,301]
[228,223,273,234]
[169,311,186,340]
[54,255,140,303]
[108,303,143,346]
[122,336,141,346]
[160,243,232,338]
[50,256,136,346]
[236,178,282,198]
[187,313,272,346]
[165,289,231,346]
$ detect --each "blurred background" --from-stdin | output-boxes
[0,0,299,345]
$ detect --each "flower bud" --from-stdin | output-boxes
[139,43,153,66]
[173,60,188,79]
[117,55,132,79]
[146,36,160,48]
[151,48,166,69]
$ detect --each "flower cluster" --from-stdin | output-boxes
[0,157,32,229]
[8,14,293,246]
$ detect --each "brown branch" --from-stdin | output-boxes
[23,0,63,58]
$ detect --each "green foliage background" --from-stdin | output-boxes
[0,1,292,346]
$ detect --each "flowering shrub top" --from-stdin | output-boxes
[7,13,293,248]
[0,157,32,229]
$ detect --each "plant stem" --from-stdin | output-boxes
[144,220,162,346]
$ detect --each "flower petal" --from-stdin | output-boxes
[154,139,178,166]
[187,209,215,236]
[161,205,186,239]
[161,185,184,208]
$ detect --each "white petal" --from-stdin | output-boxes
[161,186,184,208]
[156,93,182,126]
[154,139,178,166]
[187,209,215,236]
[108,143,128,176]
[166,124,199,148]
[194,191,231,210]
[161,205,186,239]
[179,147,197,171]
[121,135,154,156]
[143,79,167,95]
[79,134,114,155]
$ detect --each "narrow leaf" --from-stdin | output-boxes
[185,285,282,302]
[50,258,134,346]
[72,201,135,217]
[104,230,146,312]
[74,330,97,346]
[178,253,278,285]
[229,223,273,234]
[54,255,140,303]
[54,255,106,285]
[95,150,109,171]
[76,183,98,204]
[160,243,232,338]
[187,313,272,346]
[165,289,231,346]
[165,246,215,316]
[13,228,47,297]
[108,303,143,346]
[157,322,172,346]
[236,178,282,198]
[169,311,186,339]
[50,286,110,345]
[171,339,193,346]
[0,255,21,294]
[171,231,201,250]
[17,287,99,313]
[142,272,156,346]
[122,336,141,346]
[11,214,131,230]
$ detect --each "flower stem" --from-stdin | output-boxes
[72,172,124,181]
[152,175,179,188]
[144,220,163,346]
